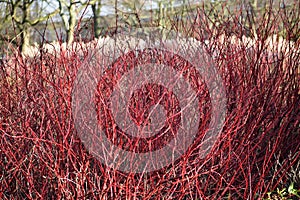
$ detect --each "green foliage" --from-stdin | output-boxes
[264,183,300,200]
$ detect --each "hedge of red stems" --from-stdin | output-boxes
[0,4,299,200]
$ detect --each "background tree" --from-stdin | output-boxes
[90,0,103,38]
[115,0,178,28]
[89,0,115,38]
[0,0,58,52]
[0,1,14,52]
[57,0,87,44]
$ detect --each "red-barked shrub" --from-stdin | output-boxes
[0,2,299,199]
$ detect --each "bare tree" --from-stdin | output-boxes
[0,0,58,52]
[90,0,102,38]
[57,0,82,44]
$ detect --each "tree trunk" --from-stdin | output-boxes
[20,26,30,53]
[20,1,31,53]
[67,2,77,45]
[158,1,163,26]
[59,0,77,45]
[92,1,102,38]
